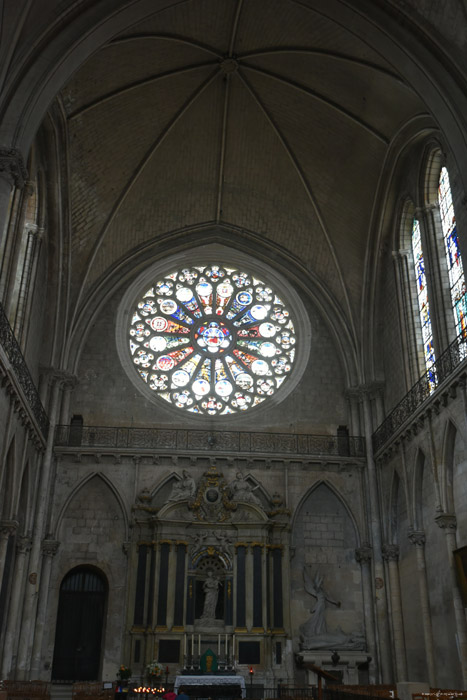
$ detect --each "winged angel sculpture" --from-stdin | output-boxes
[299,567,365,650]
[301,568,340,637]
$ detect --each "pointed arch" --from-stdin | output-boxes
[54,472,129,540]
[291,478,362,545]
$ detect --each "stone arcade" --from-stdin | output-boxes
[1,0,467,691]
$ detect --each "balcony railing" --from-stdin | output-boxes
[373,331,467,453]
[54,425,366,458]
[0,303,49,439]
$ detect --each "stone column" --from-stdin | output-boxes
[355,544,376,680]
[407,531,436,686]
[12,224,43,345]
[245,543,253,630]
[0,147,27,249]
[156,541,171,630]
[418,204,451,349]
[16,374,63,677]
[345,388,361,437]
[382,544,407,681]
[0,520,18,591]
[252,544,263,631]
[435,513,467,685]
[30,539,60,675]
[173,542,187,629]
[235,543,247,630]
[1,535,32,676]
[360,388,392,682]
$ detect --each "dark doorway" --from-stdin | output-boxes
[52,567,107,681]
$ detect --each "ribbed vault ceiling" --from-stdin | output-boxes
[61,0,429,346]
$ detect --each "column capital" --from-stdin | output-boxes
[17,536,32,554]
[382,543,399,561]
[408,530,426,547]
[435,513,457,530]
[355,544,372,564]
[0,147,28,188]
[356,382,385,401]
[39,366,77,389]
[42,539,60,557]
[415,203,439,217]
[0,519,19,538]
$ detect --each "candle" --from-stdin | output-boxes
[198,633,201,656]
[218,634,221,655]
[191,633,194,655]
[184,634,187,657]
[232,634,235,661]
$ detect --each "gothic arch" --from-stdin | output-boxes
[68,230,358,389]
[54,471,129,541]
[291,478,362,545]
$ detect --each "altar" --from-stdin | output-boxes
[174,675,246,698]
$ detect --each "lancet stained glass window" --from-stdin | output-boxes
[438,167,467,338]
[128,264,296,415]
[411,218,436,387]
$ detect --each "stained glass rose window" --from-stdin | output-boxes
[128,263,297,415]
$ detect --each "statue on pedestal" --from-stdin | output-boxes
[201,571,220,620]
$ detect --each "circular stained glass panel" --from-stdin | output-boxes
[128,264,297,415]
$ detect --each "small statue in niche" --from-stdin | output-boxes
[200,571,220,619]
[167,469,196,502]
[229,471,260,505]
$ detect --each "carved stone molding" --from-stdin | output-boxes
[0,520,19,538]
[0,147,28,188]
[408,530,426,547]
[17,536,32,554]
[435,513,457,530]
[382,543,399,561]
[42,539,60,557]
[355,544,372,564]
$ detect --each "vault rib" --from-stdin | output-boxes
[68,68,220,347]
[237,47,402,83]
[110,32,223,58]
[68,61,218,119]
[241,62,389,145]
[216,75,232,224]
[228,0,245,57]
[237,68,358,348]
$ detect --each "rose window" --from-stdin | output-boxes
[128,264,297,415]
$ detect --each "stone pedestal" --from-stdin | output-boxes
[299,650,371,685]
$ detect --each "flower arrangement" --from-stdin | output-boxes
[117,665,132,680]
[146,660,162,679]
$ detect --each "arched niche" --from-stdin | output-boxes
[56,473,127,562]
[291,481,363,643]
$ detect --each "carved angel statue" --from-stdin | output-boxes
[167,469,196,502]
[229,471,260,505]
[302,568,340,636]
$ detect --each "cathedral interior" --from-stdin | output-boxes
[1,0,467,692]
